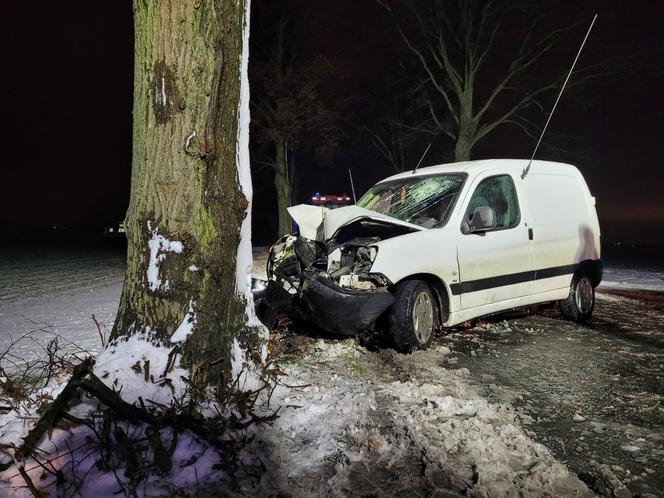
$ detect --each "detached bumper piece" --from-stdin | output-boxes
[300,274,394,335]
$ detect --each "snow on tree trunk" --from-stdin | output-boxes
[111,0,264,387]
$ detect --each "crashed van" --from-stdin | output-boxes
[254,159,602,352]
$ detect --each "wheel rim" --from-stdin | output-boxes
[575,277,594,314]
[412,291,434,344]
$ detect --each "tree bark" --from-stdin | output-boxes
[453,87,475,162]
[453,132,473,162]
[112,0,257,384]
[273,138,292,236]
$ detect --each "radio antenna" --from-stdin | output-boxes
[348,169,357,203]
[522,14,598,179]
[412,143,432,174]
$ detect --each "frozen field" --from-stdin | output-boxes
[0,240,126,362]
[0,241,268,363]
[601,266,664,292]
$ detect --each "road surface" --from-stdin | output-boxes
[434,292,664,496]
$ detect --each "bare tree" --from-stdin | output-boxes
[377,0,606,161]
[112,0,260,384]
[363,81,439,174]
[251,15,342,236]
[364,110,412,174]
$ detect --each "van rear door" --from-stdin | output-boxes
[455,173,534,310]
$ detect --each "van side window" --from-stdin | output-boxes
[464,175,520,230]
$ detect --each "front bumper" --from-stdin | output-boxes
[299,274,394,335]
[256,234,395,335]
[255,272,394,335]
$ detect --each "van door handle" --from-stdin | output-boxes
[528,228,534,240]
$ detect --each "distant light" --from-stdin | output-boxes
[315,192,320,196]
[311,196,317,201]
[320,196,327,201]
[345,196,351,201]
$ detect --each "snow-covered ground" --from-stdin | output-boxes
[0,246,268,368]
[0,243,125,364]
[248,339,592,496]
[2,243,661,361]
[1,242,663,496]
[0,336,592,497]
[600,266,664,292]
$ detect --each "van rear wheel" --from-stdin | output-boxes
[389,280,438,353]
[560,274,595,322]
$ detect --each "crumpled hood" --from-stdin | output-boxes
[287,204,425,241]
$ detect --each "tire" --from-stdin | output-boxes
[257,301,280,329]
[389,280,438,353]
[560,273,595,322]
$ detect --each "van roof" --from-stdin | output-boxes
[380,159,580,183]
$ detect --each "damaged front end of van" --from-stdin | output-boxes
[253,173,467,338]
[253,205,422,335]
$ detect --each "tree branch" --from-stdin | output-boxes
[472,6,504,73]
[375,0,459,121]
[474,84,557,144]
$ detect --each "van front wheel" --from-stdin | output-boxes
[389,280,438,353]
[560,274,595,322]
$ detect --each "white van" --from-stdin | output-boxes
[257,159,602,352]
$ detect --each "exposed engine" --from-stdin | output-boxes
[255,217,417,335]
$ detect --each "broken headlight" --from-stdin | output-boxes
[330,245,388,291]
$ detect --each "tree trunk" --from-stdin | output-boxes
[112,0,259,385]
[274,138,292,236]
[453,133,473,162]
[453,87,475,162]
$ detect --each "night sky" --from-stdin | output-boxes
[1,0,662,245]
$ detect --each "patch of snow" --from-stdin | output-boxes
[435,345,451,355]
[94,330,190,407]
[0,374,68,451]
[146,221,184,291]
[1,418,226,497]
[170,300,196,343]
[248,341,592,496]
[185,130,196,149]
[230,337,264,392]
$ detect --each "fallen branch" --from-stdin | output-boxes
[15,356,279,463]
[15,358,95,460]
[90,314,107,348]
[18,464,44,498]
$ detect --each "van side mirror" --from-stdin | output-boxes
[467,206,496,233]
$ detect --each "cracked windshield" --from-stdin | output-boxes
[357,174,465,228]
